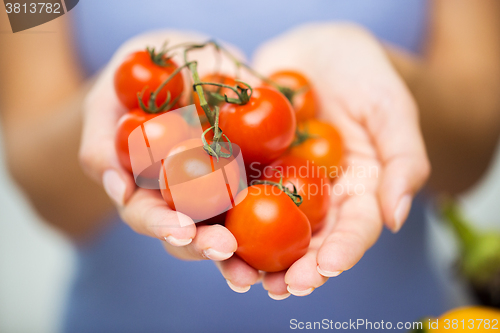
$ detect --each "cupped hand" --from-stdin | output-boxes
[216,23,430,299]
[78,31,254,263]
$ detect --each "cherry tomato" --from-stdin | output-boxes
[114,50,184,110]
[160,139,240,221]
[115,109,190,176]
[287,119,343,180]
[219,86,296,165]
[261,155,330,233]
[266,70,319,122]
[225,184,311,272]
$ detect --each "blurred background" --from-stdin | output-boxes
[0,126,75,333]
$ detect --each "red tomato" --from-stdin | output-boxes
[115,109,190,176]
[225,184,311,272]
[266,70,319,122]
[114,50,184,110]
[160,139,240,221]
[261,155,330,233]
[219,86,296,165]
[288,119,343,180]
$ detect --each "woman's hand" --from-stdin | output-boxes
[78,31,253,262]
[216,23,430,299]
[79,25,430,300]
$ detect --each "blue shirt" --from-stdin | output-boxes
[64,1,447,332]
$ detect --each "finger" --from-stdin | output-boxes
[119,188,196,244]
[163,224,237,261]
[285,250,329,297]
[366,90,431,232]
[215,256,261,294]
[316,192,383,276]
[262,216,334,300]
[280,224,331,297]
[262,271,289,300]
[79,67,136,207]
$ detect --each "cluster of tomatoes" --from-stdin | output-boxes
[113,44,343,273]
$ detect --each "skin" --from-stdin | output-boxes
[0,14,113,240]
[1,0,499,299]
[389,0,500,193]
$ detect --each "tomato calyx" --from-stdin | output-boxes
[146,43,174,67]
[193,80,252,105]
[291,124,318,147]
[137,61,193,114]
[276,84,310,106]
[252,170,303,207]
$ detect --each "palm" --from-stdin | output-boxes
[217,90,385,297]
[215,23,429,298]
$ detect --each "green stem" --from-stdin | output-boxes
[184,59,215,126]
[252,170,303,207]
[193,81,252,105]
[183,39,290,94]
[182,40,254,125]
[138,61,192,114]
[200,107,233,161]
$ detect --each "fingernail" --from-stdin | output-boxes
[317,266,343,277]
[268,291,291,301]
[175,212,195,228]
[226,279,251,293]
[393,194,412,233]
[102,170,126,206]
[287,286,314,297]
[202,248,233,261]
[164,235,192,247]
